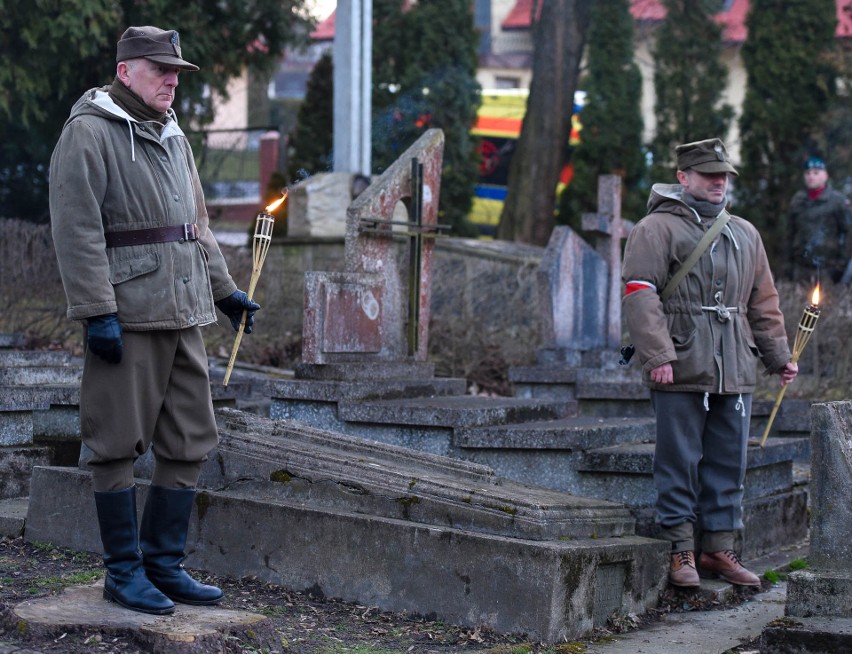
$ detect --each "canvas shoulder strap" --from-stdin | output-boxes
[660,211,731,301]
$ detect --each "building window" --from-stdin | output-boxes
[495,76,520,89]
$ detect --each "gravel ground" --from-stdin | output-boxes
[0,536,763,654]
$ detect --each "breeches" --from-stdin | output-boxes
[80,327,218,490]
[651,390,751,532]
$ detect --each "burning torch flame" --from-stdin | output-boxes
[812,284,820,306]
[266,192,287,214]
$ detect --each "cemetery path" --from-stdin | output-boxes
[0,536,762,654]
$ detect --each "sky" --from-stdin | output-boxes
[307,0,336,20]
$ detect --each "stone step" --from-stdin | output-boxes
[0,364,82,386]
[267,375,467,402]
[455,415,655,450]
[0,445,52,499]
[0,333,26,349]
[295,361,437,381]
[0,350,76,366]
[576,437,808,510]
[752,398,812,436]
[574,368,649,400]
[338,395,577,429]
[0,384,81,408]
[0,496,28,537]
[579,437,808,477]
[207,409,637,540]
[510,365,648,398]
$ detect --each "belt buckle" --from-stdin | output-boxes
[183,223,197,242]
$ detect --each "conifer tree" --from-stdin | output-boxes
[287,52,334,182]
[558,0,645,230]
[0,0,310,221]
[649,0,734,182]
[372,0,482,236]
[737,0,837,273]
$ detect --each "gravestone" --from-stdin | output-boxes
[298,128,447,374]
[785,400,852,617]
[510,175,644,404]
[536,175,632,367]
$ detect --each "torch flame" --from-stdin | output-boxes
[812,284,820,306]
[265,191,288,214]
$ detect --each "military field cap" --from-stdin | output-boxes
[116,26,199,71]
[675,138,738,176]
[804,156,826,170]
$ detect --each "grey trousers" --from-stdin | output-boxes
[80,327,217,491]
[651,390,751,551]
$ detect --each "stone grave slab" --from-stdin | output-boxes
[25,406,670,642]
[5,583,274,654]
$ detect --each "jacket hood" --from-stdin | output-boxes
[66,87,185,161]
[646,183,694,218]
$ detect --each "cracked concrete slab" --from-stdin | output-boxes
[5,583,276,654]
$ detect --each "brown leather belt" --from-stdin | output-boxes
[104,223,199,248]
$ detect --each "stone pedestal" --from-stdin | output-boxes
[786,401,852,618]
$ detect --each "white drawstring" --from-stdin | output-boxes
[735,393,746,417]
[703,392,710,412]
[125,119,136,162]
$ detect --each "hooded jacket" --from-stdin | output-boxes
[50,87,237,330]
[622,184,791,394]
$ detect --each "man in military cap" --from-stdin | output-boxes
[50,27,261,615]
[788,156,851,284]
[621,138,798,589]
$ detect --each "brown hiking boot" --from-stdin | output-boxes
[698,550,761,587]
[669,550,700,588]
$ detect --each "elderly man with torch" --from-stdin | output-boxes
[622,138,798,589]
[50,27,260,615]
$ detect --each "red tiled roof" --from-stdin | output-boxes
[311,11,335,41]
[503,0,852,44]
[501,0,540,30]
[838,0,852,37]
[315,0,852,43]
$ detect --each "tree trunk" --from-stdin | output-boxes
[497,0,592,245]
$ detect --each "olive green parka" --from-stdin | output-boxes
[50,87,237,330]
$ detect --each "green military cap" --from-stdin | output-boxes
[116,26,199,72]
[675,138,738,176]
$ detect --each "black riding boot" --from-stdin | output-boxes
[140,486,223,605]
[94,488,175,615]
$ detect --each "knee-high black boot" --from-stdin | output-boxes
[94,488,175,615]
[140,486,223,605]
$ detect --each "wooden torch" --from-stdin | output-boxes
[223,191,287,386]
[759,284,821,447]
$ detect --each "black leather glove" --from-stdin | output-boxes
[215,290,261,333]
[86,313,123,364]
